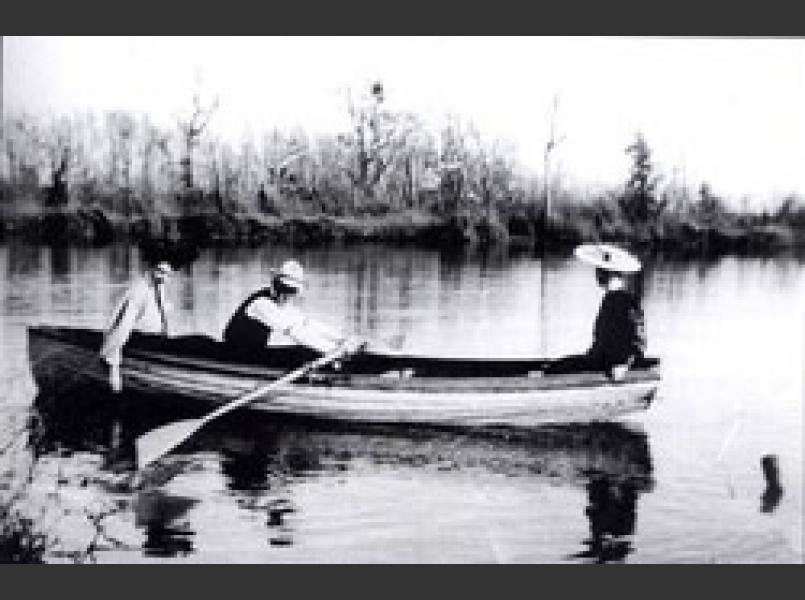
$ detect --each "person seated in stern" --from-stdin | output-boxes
[223,259,365,358]
[546,243,646,381]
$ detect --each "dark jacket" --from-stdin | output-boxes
[223,287,277,352]
[589,289,646,367]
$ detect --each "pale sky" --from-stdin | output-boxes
[3,36,804,205]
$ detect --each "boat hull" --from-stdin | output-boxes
[27,326,660,428]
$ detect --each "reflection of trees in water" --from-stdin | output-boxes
[476,245,511,277]
[349,252,381,332]
[6,243,43,277]
[182,244,442,344]
[179,270,196,312]
[437,249,468,291]
[48,245,72,283]
[307,246,426,337]
[641,255,721,306]
[768,254,805,289]
[106,243,135,283]
[396,252,414,311]
[27,389,655,562]
[642,255,805,327]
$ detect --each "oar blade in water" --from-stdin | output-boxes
[136,418,203,470]
[134,345,349,471]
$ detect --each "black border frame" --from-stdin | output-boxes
[1,1,804,35]
[1,2,803,591]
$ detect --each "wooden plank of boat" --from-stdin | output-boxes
[33,324,659,376]
[102,355,659,426]
[41,340,658,403]
[122,351,656,395]
[26,325,660,427]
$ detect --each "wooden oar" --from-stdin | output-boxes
[135,343,350,469]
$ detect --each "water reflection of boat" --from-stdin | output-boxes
[570,475,642,563]
[134,491,197,558]
[32,390,654,489]
[30,388,654,561]
[28,326,660,428]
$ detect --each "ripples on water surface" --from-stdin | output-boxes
[0,243,802,563]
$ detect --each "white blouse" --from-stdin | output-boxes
[245,297,344,353]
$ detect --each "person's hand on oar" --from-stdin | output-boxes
[351,333,406,356]
[328,336,368,372]
[331,333,407,371]
[341,336,370,356]
[336,331,408,358]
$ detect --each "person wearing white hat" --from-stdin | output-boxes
[100,259,175,393]
[223,259,364,356]
[546,243,646,381]
[99,239,199,392]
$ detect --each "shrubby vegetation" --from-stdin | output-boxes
[1,84,802,254]
[0,505,50,563]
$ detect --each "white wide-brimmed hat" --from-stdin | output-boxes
[271,259,306,291]
[153,261,174,276]
[574,243,641,273]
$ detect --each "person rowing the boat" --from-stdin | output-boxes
[546,243,646,381]
[223,259,367,359]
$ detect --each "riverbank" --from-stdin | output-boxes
[1,208,803,257]
[0,210,489,248]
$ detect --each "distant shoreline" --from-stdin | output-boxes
[1,207,803,258]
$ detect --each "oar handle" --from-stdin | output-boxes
[199,343,349,426]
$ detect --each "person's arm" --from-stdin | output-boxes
[247,299,354,354]
[100,286,141,364]
[296,317,351,352]
[629,302,647,358]
[609,298,646,381]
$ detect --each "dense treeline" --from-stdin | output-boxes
[1,84,803,253]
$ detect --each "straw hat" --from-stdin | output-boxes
[574,243,641,273]
[153,261,174,276]
[272,259,306,291]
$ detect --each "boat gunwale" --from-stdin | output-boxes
[27,325,661,394]
[27,326,660,427]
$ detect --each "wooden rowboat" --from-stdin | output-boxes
[27,325,660,428]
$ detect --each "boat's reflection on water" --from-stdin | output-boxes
[134,491,198,558]
[30,388,654,563]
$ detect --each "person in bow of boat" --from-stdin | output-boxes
[100,259,174,393]
[99,241,197,393]
[546,243,646,382]
[222,259,368,360]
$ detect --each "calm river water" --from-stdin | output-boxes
[0,242,802,563]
